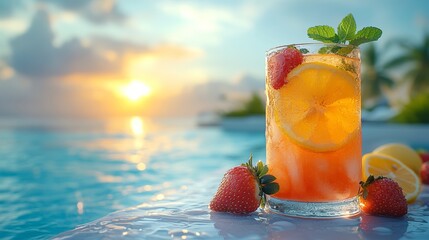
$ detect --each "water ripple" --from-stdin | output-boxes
[1,118,264,239]
[3,119,429,239]
[54,180,429,240]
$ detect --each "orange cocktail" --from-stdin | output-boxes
[265,43,361,218]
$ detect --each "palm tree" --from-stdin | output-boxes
[361,43,395,109]
[222,92,265,117]
[384,34,429,96]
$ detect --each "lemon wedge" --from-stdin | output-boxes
[373,143,422,175]
[362,153,421,203]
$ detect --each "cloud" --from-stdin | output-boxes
[0,0,25,18]
[1,9,208,118]
[0,78,115,118]
[38,0,125,24]
[147,74,265,117]
[156,0,271,45]
[0,18,27,34]
[10,10,56,78]
[0,60,14,80]
[8,9,201,81]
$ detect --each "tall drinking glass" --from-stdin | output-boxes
[265,43,361,218]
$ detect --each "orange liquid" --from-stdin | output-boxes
[266,53,361,202]
[267,123,361,201]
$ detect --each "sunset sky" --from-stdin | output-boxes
[0,0,428,118]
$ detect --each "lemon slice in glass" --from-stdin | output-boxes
[274,62,360,152]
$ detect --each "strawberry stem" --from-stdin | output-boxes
[242,154,279,208]
[359,175,385,199]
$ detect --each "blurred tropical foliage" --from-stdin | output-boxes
[361,33,429,123]
[361,43,395,108]
[384,34,429,96]
[392,93,429,123]
[222,92,265,117]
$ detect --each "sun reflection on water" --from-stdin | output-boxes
[77,201,84,215]
[128,116,149,172]
[130,116,144,136]
[136,162,146,171]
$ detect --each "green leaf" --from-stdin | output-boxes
[336,46,355,56]
[367,175,375,184]
[363,189,368,199]
[260,175,276,184]
[339,59,357,74]
[318,45,342,54]
[260,195,267,208]
[260,165,268,176]
[299,48,309,54]
[318,46,330,54]
[307,14,382,47]
[257,160,263,173]
[349,27,382,46]
[307,25,337,43]
[262,182,279,195]
[248,154,253,167]
[337,13,356,43]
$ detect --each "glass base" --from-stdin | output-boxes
[266,196,360,218]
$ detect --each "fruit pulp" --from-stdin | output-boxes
[266,46,361,202]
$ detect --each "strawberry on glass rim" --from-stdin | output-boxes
[267,47,303,90]
[209,155,279,214]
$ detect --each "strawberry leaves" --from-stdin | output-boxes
[260,175,276,184]
[242,154,279,208]
[359,175,377,199]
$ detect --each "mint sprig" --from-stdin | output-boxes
[337,14,356,42]
[307,13,382,46]
[307,25,337,43]
[350,27,383,46]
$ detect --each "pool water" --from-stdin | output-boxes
[0,117,265,240]
[54,185,429,240]
[2,118,429,239]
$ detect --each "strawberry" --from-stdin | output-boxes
[418,151,429,163]
[420,162,429,185]
[267,47,303,90]
[209,155,279,214]
[359,175,407,217]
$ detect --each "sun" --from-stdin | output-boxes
[121,80,151,101]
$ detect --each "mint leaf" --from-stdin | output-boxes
[337,13,356,43]
[318,46,341,54]
[349,27,382,46]
[307,14,382,51]
[336,46,355,56]
[307,25,338,43]
[299,48,309,54]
